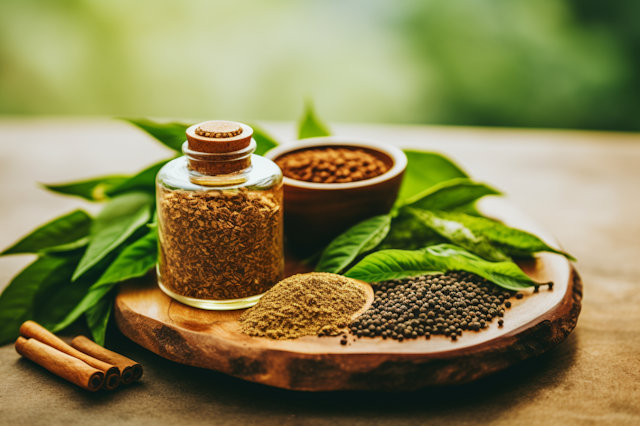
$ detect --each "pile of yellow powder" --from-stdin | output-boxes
[239,273,368,340]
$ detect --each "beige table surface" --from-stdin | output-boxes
[0,118,639,426]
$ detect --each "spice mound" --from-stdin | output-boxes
[275,147,389,183]
[240,273,368,340]
[352,272,514,342]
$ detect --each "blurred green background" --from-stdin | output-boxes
[0,0,638,130]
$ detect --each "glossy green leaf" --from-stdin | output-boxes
[95,228,157,287]
[48,225,154,334]
[449,202,483,217]
[1,210,92,256]
[251,124,280,155]
[48,282,110,334]
[148,210,158,229]
[378,209,446,251]
[346,244,545,290]
[422,244,545,290]
[121,118,191,152]
[42,237,90,254]
[427,210,575,261]
[41,176,129,202]
[316,215,391,274]
[31,250,115,330]
[47,267,115,333]
[106,159,171,197]
[298,101,331,139]
[403,178,501,211]
[397,151,468,202]
[0,255,74,345]
[405,208,510,262]
[73,192,153,281]
[345,249,443,283]
[86,295,113,346]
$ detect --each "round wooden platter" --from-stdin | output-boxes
[115,196,582,391]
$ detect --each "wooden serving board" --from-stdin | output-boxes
[115,197,582,391]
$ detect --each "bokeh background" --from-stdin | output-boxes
[1,0,638,130]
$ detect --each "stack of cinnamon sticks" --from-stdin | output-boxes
[15,321,143,392]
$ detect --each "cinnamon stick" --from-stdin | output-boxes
[71,335,143,384]
[15,337,104,392]
[19,321,121,390]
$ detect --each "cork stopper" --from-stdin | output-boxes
[185,121,255,176]
[195,121,243,138]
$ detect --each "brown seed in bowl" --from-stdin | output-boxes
[275,147,388,183]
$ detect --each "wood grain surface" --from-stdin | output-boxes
[115,196,581,391]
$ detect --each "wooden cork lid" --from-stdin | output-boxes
[186,121,254,154]
[185,121,255,176]
[195,121,243,138]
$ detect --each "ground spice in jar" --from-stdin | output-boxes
[275,147,389,183]
[239,273,368,340]
[351,272,516,342]
[158,186,283,300]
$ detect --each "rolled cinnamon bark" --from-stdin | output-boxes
[71,335,143,384]
[19,321,121,390]
[15,337,104,392]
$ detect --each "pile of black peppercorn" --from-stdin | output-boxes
[350,271,515,342]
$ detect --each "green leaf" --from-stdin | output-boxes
[95,228,157,287]
[50,270,115,333]
[41,176,129,202]
[121,118,191,152]
[345,249,443,283]
[426,210,575,261]
[73,192,153,281]
[86,295,113,347]
[251,124,280,155]
[316,215,391,274]
[48,282,111,334]
[31,251,114,330]
[42,237,90,254]
[106,159,171,197]
[405,208,510,262]
[422,244,545,290]
[47,224,151,334]
[148,210,158,229]
[449,202,483,217]
[1,210,92,256]
[378,209,446,250]
[0,256,73,345]
[298,101,331,139]
[403,178,501,211]
[345,244,545,290]
[397,151,468,202]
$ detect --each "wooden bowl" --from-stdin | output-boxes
[265,137,407,254]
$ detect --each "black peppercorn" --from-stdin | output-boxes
[349,272,516,342]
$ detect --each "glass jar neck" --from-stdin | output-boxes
[182,139,256,186]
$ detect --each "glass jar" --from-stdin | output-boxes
[156,121,284,310]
